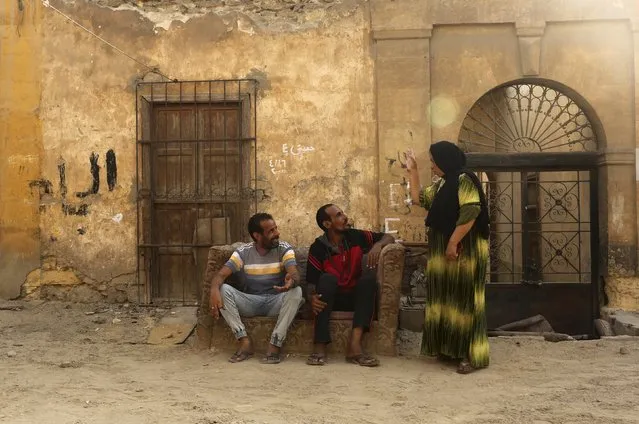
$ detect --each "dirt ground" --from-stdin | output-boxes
[1,301,638,424]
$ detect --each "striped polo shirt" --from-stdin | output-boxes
[225,241,297,295]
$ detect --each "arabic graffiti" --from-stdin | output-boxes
[388,178,412,214]
[74,153,100,199]
[269,159,287,175]
[265,144,316,176]
[282,143,316,156]
[29,150,118,217]
[106,149,117,191]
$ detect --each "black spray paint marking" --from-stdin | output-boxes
[29,179,53,195]
[75,153,100,198]
[62,203,89,216]
[49,151,116,216]
[29,179,54,212]
[58,158,90,216]
[58,162,68,198]
[106,149,117,191]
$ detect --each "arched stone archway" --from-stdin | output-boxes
[459,81,600,154]
[458,80,605,335]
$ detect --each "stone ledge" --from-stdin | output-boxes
[601,308,639,337]
[598,149,636,166]
[373,28,432,40]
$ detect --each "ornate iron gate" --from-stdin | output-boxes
[459,81,601,335]
[480,170,593,285]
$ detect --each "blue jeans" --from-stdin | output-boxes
[219,284,304,348]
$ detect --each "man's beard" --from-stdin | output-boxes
[336,223,351,233]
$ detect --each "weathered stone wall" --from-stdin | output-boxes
[0,0,43,299]
[369,0,639,310]
[14,0,375,301]
[3,0,639,310]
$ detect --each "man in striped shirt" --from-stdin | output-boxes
[208,213,303,364]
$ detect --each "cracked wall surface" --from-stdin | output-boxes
[11,0,376,302]
[73,0,364,31]
[3,0,639,310]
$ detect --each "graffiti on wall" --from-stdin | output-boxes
[267,143,317,175]
[383,147,427,242]
[386,150,413,215]
[268,159,287,175]
[29,150,118,216]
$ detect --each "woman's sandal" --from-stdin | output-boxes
[306,353,326,366]
[228,351,253,363]
[456,359,477,374]
[346,353,380,367]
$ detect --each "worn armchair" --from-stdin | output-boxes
[196,243,404,355]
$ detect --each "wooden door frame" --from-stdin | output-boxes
[135,80,259,305]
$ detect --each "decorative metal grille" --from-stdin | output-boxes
[479,170,592,285]
[459,81,599,287]
[136,80,258,305]
[460,83,597,153]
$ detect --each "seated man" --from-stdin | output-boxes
[306,204,395,367]
[208,212,303,364]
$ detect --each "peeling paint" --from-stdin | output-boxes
[84,0,363,33]
[110,3,206,31]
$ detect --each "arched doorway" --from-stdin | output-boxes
[458,80,601,335]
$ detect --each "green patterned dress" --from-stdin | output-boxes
[419,174,490,368]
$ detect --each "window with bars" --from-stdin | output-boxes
[136,80,257,305]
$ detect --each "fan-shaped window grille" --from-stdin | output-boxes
[459,83,597,153]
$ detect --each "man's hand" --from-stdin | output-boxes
[311,294,327,315]
[367,243,383,268]
[209,287,224,319]
[273,273,295,293]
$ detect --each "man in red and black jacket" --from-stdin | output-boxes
[306,204,395,367]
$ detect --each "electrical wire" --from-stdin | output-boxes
[41,0,176,81]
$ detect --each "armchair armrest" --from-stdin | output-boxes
[376,242,405,355]
[200,246,234,313]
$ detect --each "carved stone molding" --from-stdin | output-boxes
[516,24,545,76]
[598,149,636,167]
[373,27,433,41]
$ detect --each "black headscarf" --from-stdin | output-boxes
[425,141,490,241]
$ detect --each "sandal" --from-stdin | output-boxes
[228,351,253,363]
[346,353,380,367]
[456,360,476,374]
[306,353,326,366]
[260,353,281,365]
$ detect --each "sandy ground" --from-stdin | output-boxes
[1,301,638,424]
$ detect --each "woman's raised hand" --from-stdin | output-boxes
[404,148,417,172]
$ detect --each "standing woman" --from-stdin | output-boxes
[405,141,490,374]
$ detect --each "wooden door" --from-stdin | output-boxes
[149,104,244,304]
